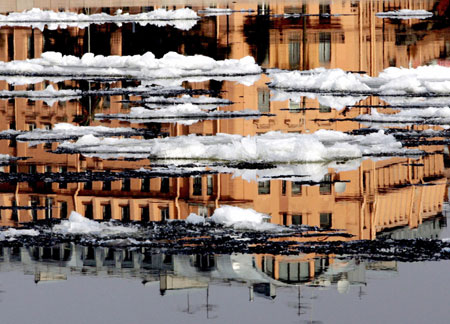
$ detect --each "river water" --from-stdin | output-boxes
[0,0,449,323]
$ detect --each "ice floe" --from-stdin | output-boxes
[211,159,363,183]
[0,8,200,31]
[0,123,146,144]
[56,129,415,161]
[0,52,261,84]
[53,211,138,235]
[187,205,282,231]
[210,206,280,231]
[271,89,366,110]
[0,228,39,241]
[0,85,80,105]
[375,9,433,19]
[95,105,269,125]
[138,95,232,109]
[356,107,450,127]
[186,213,207,224]
[268,65,450,101]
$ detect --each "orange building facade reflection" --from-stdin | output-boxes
[0,1,446,242]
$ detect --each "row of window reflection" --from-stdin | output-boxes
[83,203,169,222]
[1,198,168,222]
[259,175,332,195]
[12,171,332,196]
[1,244,334,285]
[282,212,332,229]
[261,255,331,284]
[257,90,332,113]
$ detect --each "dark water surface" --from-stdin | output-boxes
[0,0,449,323]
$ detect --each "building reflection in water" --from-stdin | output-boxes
[0,213,444,297]
[0,0,447,243]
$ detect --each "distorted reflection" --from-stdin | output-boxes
[0,0,447,268]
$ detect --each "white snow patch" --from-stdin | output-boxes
[269,68,370,92]
[0,228,40,241]
[0,51,261,83]
[356,107,450,127]
[186,213,206,225]
[142,95,232,109]
[0,8,199,31]
[0,154,13,161]
[53,211,137,235]
[95,105,265,125]
[190,205,281,231]
[269,65,450,99]
[57,129,412,161]
[0,85,79,105]
[3,123,139,144]
[271,90,366,110]
[376,9,433,19]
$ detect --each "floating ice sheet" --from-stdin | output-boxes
[0,51,262,83]
[0,123,146,144]
[375,9,433,19]
[0,85,80,105]
[268,65,450,106]
[56,129,415,162]
[356,107,450,128]
[0,228,39,241]
[271,89,366,110]
[139,95,232,109]
[95,105,268,125]
[187,205,283,231]
[0,8,200,31]
[53,211,138,235]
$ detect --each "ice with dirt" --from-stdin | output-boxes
[53,211,138,235]
[0,228,40,241]
[0,8,199,31]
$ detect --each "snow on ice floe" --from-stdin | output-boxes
[0,51,261,84]
[53,211,138,235]
[198,8,255,16]
[0,85,80,105]
[211,159,363,183]
[187,205,282,231]
[56,129,417,161]
[0,8,199,31]
[379,96,450,108]
[139,95,232,109]
[375,9,433,19]
[356,107,450,127]
[271,90,366,110]
[268,65,450,107]
[95,105,269,125]
[0,123,145,144]
[0,228,39,241]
